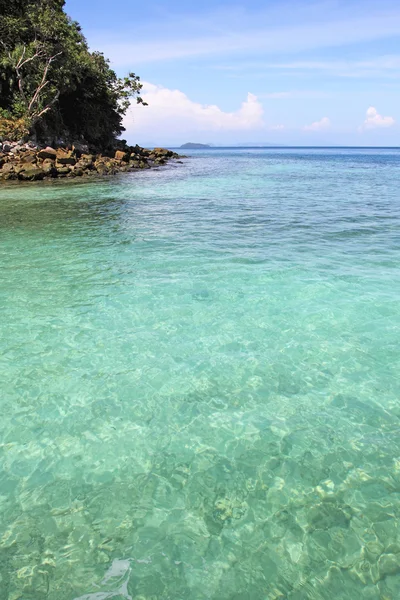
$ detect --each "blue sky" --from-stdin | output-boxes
[65,0,400,145]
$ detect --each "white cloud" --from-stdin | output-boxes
[303,117,331,131]
[361,106,395,129]
[123,83,265,142]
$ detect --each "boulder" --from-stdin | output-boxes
[378,554,400,579]
[56,149,76,165]
[115,150,130,162]
[69,166,84,176]
[76,159,93,171]
[56,166,70,176]
[81,154,94,163]
[0,171,16,181]
[18,167,45,181]
[14,164,25,175]
[154,147,173,157]
[20,153,37,165]
[95,164,110,175]
[42,162,57,177]
[1,163,15,174]
[38,147,57,160]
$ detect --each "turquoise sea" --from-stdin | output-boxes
[1,147,400,600]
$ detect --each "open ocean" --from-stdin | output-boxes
[1,147,400,599]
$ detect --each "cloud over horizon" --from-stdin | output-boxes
[124,84,265,142]
[361,106,395,129]
[304,117,331,131]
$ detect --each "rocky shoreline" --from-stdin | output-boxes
[0,142,184,182]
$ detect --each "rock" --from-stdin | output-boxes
[115,150,129,162]
[154,147,173,157]
[95,164,110,175]
[77,159,93,171]
[14,164,25,175]
[56,166,70,176]
[18,167,45,181]
[81,154,94,164]
[1,163,15,174]
[0,161,17,180]
[378,554,400,579]
[20,153,37,165]
[56,149,76,165]
[38,146,57,160]
[42,162,57,177]
[0,172,16,181]
[70,166,84,176]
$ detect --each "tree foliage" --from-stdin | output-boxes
[0,0,146,148]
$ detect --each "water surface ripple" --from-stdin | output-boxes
[1,148,400,599]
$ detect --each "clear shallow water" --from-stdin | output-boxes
[0,148,400,599]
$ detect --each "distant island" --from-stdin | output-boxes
[180,143,211,149]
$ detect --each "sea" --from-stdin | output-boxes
[0,147,400,599]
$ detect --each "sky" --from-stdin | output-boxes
[64,0,400,146]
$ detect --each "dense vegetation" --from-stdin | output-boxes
[0,0,146,149]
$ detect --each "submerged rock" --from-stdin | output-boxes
[378,553,400,579]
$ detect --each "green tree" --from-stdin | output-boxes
[0,0,146,147]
